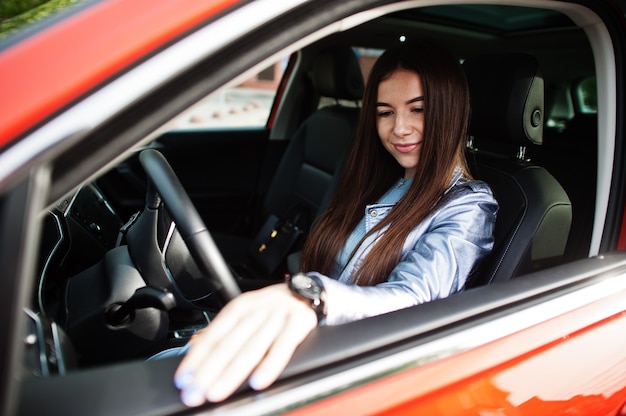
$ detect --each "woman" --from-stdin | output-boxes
[174,40,498,406]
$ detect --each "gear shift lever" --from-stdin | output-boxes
[107,286,176,326]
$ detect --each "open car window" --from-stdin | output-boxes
[163,57,288,130]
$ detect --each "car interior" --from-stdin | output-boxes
[23,1,607,387]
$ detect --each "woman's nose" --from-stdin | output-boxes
[393,114,411,136]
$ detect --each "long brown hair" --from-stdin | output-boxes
[300,40,471,286]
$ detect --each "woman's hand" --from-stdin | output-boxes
[174,283,317,406]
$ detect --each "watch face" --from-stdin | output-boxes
[289,274,326,321]
[291,274,321,299]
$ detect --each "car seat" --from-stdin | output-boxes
[216,45,364,279]
[538,112,597,261]
[462,53,572,287]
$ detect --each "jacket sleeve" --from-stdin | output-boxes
[311,183,498,326]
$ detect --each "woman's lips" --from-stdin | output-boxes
[394,142,421,153]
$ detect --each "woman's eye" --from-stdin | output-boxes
[377,110,393,117]
[412,107,424,113]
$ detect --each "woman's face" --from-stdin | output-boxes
[375,69,424,179]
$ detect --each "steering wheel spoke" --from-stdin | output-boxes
[138,149,241,304]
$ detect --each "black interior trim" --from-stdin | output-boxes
[1,175,48,416]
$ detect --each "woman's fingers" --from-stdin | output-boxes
[248,302,317,391]
[201,306,288,402]
[174,292,256,391]
[182,311,268,403]
[174,283,317,406]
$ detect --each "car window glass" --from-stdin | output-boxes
[163,57,288,130]
[575,76,597,114]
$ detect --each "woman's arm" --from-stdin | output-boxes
[318,184,497,325]
[174,183,496,406]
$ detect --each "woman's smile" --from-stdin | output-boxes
[393,142,421,153]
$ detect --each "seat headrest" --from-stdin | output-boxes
[463,53,544,146]
[310,46,364,101]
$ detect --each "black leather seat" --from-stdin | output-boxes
[462,53,572,287]
[262,46,363,226]
[217,46,364,278]
[538,112,597,261]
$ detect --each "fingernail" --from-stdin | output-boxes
[174,370,194,390]
[180,385,205,407]
[248,369,270,391]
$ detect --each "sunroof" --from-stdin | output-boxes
[405,5,575,34]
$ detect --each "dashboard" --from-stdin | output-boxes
[26,181,213,373]
[24,184,123,377]
[37,184,123,321]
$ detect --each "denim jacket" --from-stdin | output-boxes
[310,170,498,326]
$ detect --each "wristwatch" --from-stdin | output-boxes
[287,273,327,324]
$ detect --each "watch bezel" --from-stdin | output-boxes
[287,273,327,322]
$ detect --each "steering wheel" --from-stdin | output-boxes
[137,148,241,303]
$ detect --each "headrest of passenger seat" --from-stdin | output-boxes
[463,53,544,146]
[310,46,365,101]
